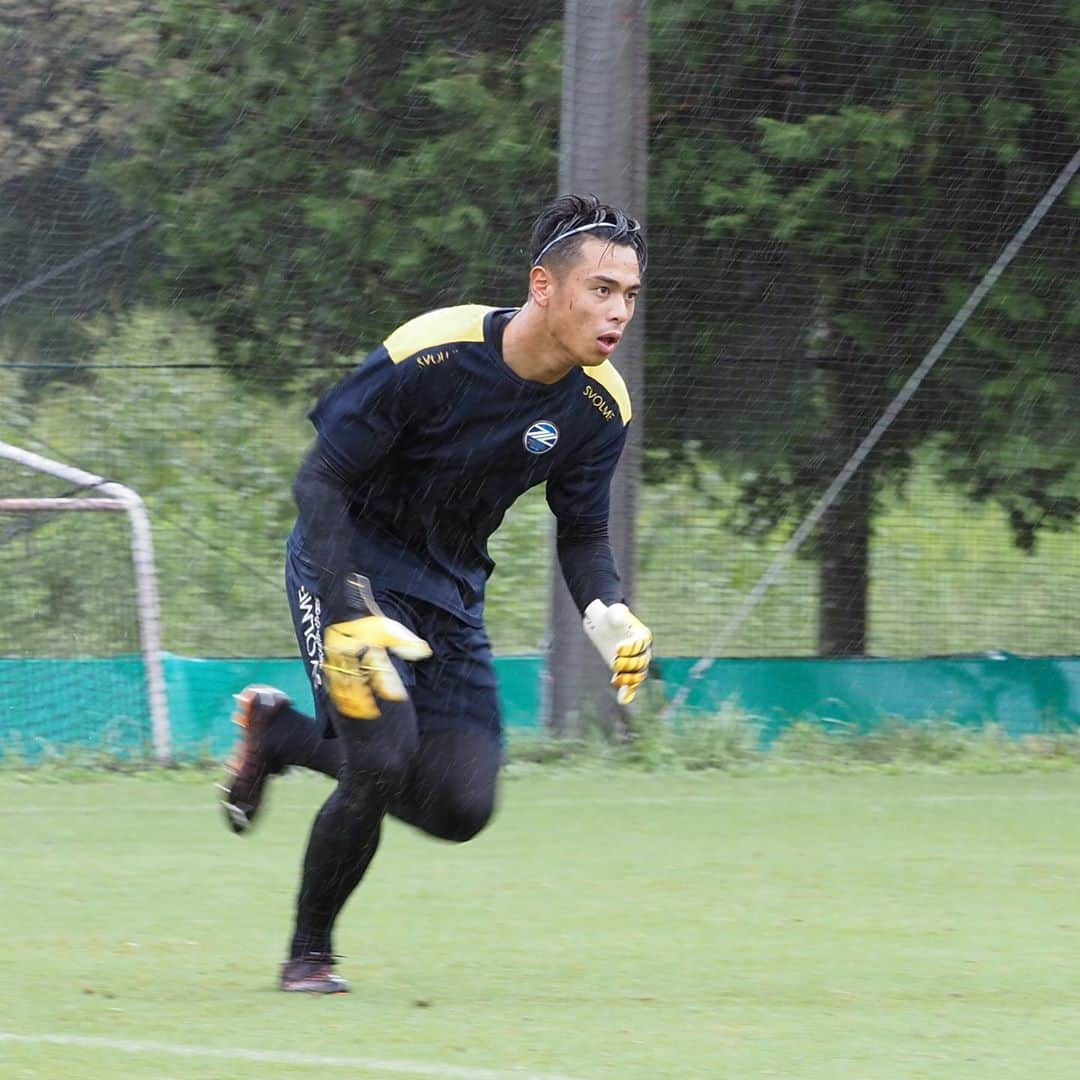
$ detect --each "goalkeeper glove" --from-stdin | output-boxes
[322,616,432,719]
[583,600,653,705]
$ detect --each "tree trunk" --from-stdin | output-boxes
[817,363,873,656]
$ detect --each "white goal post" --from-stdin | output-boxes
[0,441,171,761]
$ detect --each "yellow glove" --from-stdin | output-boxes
[322,616,432,719]
[582,600,653,705]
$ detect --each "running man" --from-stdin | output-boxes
[221,193,653,992]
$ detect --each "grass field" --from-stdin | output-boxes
[3,766,1080,1079]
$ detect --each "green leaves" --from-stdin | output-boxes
[104,1,561,370]
[89,0,1080,560]
[647,0,1079,559]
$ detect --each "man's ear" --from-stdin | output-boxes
[529,264,555,308]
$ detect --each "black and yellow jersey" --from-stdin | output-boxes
[290,304,631,625]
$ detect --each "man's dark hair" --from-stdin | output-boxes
[530,193,647,276]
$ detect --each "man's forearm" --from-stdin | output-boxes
[556,519,623,614]
[292,444,359,617]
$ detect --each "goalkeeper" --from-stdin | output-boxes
[221,193,653,994]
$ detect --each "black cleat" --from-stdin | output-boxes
[280,954,350,994]
[219,685,290,834]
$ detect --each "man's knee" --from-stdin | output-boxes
[431,782,496,842]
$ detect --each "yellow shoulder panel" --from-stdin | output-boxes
[383,304,493,364]
[588,360,632,425]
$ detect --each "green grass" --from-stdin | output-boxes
[3,767,1080,1078]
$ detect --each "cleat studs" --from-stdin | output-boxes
[222,801,251,831]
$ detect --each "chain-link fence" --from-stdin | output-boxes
[2,1,1077,675]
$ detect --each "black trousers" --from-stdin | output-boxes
[284,699,502,959]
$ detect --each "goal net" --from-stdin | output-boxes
[0,444,169,763]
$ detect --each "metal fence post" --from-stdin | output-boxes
[545,0,649,734]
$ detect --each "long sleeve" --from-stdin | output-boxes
[291,442,363,617]
[546,425,628,615]
[292,348,411,616]
[556,517,623,613]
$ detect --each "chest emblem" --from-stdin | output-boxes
[523,420,559,455]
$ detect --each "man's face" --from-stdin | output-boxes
[541,236,642,367]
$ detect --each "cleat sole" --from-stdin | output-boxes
[222,801,251,833]
[280,979,351,994]
[218,685,291,836]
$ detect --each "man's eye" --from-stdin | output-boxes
[595,286,610,296]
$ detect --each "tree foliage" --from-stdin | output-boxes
[0,0,155,388]
[97,0,1079,567]
[647,0,1079,553]
[104,0,561,369]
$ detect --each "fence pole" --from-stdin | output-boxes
[544,0,649,734]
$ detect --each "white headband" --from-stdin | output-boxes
[532,221,624,266]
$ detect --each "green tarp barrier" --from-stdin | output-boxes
[1,653,1078,759]
[0,655,150,756]
[654,654,1080,744]
[160,654,545,756]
